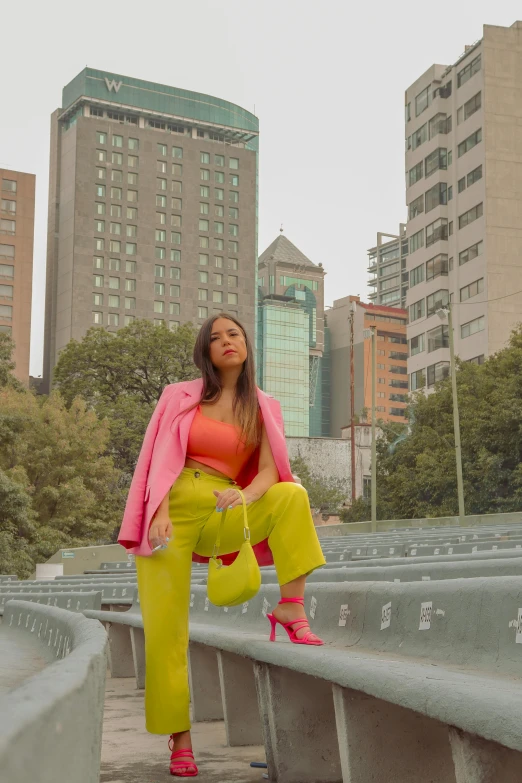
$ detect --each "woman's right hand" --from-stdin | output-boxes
[149,514,172,551]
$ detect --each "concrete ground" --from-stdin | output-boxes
[0,626,53,696]
[101,675,267,783]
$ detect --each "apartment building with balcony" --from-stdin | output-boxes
[367,225,408,309]
[0,169,35,385]
[404,21,522,391]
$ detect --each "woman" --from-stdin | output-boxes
[117,313,326,777]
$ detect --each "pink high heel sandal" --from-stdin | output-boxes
[267,597,324,646]
[168,736,198,777]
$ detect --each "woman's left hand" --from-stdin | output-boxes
[213,487,252,511]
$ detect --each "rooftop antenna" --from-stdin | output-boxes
[280,223,284,234]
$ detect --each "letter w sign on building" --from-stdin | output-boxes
[105,78,122,93]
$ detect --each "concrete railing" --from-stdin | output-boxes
[0,601,107,783]
[83,578,522,782]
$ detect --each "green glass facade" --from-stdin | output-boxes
[257,300,309,436]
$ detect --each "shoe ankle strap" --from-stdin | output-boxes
[279,597,304,606]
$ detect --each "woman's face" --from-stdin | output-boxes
[209,317,248,371]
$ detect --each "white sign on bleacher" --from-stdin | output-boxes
[380,602,391,630]
[339,604,350,626]
[419,602,432,630]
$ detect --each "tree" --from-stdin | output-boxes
[0,332,25,392]
[52,319,200,475]
[0,386,125,576]
[373,326,522,520]
[289,456,347,515]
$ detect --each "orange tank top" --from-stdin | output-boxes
[186,406,256,480]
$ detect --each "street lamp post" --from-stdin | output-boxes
[437,303,465,524]
[363,325,377,533]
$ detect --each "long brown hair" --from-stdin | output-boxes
[193,312,261,447]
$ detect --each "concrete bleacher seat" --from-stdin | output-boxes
[0,591,101,616]
[83,577,522,782]
[0,581,136,608]
[0,600,107,783]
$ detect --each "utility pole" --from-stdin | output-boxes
[445,304,465,524]
[370,326,377,533]
[349,301,356,501]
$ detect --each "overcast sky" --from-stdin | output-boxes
[1,1,521,377]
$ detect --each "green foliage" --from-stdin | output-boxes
[375,326,522,520]
[289,456,347,514]
[0,332,25,392]
[339,497,371,524]
[0,386,125,577]
[52,319,199,476]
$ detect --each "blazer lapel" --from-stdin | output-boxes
[176,378,203,455]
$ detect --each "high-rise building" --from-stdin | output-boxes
[43,68,259,393]
[327,295,408,437]
[0,168,35,385]
[257,234,328,436]
[404,22,522,392]
[367,225,408,309]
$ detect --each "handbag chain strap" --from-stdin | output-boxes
[212,487,250,560]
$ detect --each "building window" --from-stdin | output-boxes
[156,229,166,242]
[426,253,448,281]
[410,333,425,356]
[215,204,224,217]
[112,152,123,165]
[215,273,223,284]
[409,264,424,287]
[109,276,120,290]
[198,271,208,283]
[412,123,427,150]
[198,306,208,318]
[128,155,138,168]
[157,143,167,157]
[125,297,136,309]
[171,215,181,228]
[200,152,210,164]
[426,218,448,247]
[199,253,209,265]
[109,258,120,271]
[200,203,209,215]
[172,147,183,159]
[409,195,424,219]
[128,138,139,150]
[200,237,209,248]
[215,238,224,250]
[155,247,166,259]
[213,290,223,303]
[425,148,447,178]
[427,325,449,353]
[94,219,105,233]
[128,190,138,202]
[214,222,224,234]
[200,185,210,198]
[170,302,181,315]
[229,224,239,237]
[112,134,123,148]
[228,275,238,287]
[199,219,209,231]
[426,289,449,317]
[230,174,239,186]
[460,277,484,301]
[229,191,239,203]
[171,232,181,245]
[408,161,423,186]
[108,294,120,307]
[155,195,166,209]
[427,361,450,387]
[228,292,238,305]
[409,299,425,322]
[172,197,182,210]
[1,199,16,213]
[93,293,103,306]
[96,131,107,144]
[93,256,103,269]
[215,256,223,268]
[111,204,122,218]
[467,165,482,188]
[126,260,136,273]
[458,176,466,193]
[198,289,208,301]
[215,171,225,184]
[409,229,424,254]
[457,128,482,158]
[229,241,238,254]
[111,187,122,200]
[172,181,182,194]
[111,222,122,235]
[96,168,107,180]
[125,279,136,291]
[154,301,165,314]
[157,212,166,225]
[170,285,180,297]
[154,282,165,295]
[215,188,224,201]
[92,274,103,288]
[0,284,13,299]
[94,238,105,252]
[457,92,481,125]
[157,178,167,191]
[459,240,483,267]
[229,207,239,219]
[425,182,447,212]
[410,369,425,391]
[429,113,451,138]
[171,249,181,263]
[127,172,138,185]
[229,158,239,169]
[201,169,210,181]
[172,163,182,177]
[154,264,165,277]
[93,311,103,325]
[415,85,431,116]
[457,53,481,88]
[96,150,107,162]
[466,354,485,365]
[459,202,483,230]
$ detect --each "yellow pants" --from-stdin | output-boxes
[135,467,326,734]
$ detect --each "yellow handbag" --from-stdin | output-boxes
[207,488,261,607]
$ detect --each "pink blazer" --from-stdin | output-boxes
[117,378,294,560]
